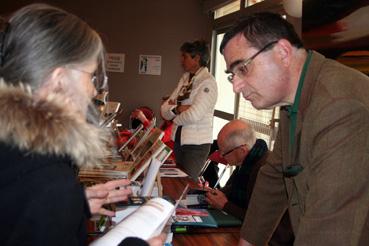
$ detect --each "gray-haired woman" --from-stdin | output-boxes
[0,4,162,246]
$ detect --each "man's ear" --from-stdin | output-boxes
[274,39,293,67]
[240,145,250,156]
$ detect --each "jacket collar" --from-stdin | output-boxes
[240,139,268,173]
[184,67,209,85]
[0,80,110,167]
[299,51,326,117]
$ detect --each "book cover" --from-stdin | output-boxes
[173,209,217,228]
[207,209,242,227]
[130,139,166,181]
[131,127,163,161]
[172,208,242,229]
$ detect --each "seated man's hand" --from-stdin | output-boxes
[205,189,228,210]
[85,179,132,216]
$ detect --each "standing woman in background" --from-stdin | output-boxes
[0,4,163,246]
[161,40,218,179]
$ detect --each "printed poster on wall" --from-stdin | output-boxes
[139,55,161,75]
[106,53,125,73]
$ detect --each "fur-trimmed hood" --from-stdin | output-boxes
[0,80,110,167]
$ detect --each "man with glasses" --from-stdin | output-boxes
[205,119,268,217]
[205,119,294,245]
[220,12,369,246]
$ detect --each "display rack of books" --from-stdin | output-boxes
[79,160,135,183]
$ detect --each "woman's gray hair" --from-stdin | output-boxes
[0,3,104,90]
[0,4,106,125]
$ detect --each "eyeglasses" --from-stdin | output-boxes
[220,144,247,157]
[227,41,278,83]
[69,67,108,90]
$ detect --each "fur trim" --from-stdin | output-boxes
[0,80,110,167]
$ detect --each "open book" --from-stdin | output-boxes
[90,185,190,246]
[172,188,242,230]
[90,198,174,245]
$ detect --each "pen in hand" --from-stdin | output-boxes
[97,203,114,232]
[97,215,109,232]
[213,164,229,189]
[197,176,209,190]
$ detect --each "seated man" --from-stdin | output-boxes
[205,119,267,218]
[205,119,294,245]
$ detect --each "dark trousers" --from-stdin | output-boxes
[174,126,211,179]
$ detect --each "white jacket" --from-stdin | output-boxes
[161,67,217,145]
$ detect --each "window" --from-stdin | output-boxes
[212,33,236,138]
[238,98,279,148]
[213,116,230,139]
[214,33,235,115]
[214,0,240,19]
[245,0,265,7]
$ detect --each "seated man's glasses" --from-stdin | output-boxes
[227,40,278,83]
[220,144,247,157]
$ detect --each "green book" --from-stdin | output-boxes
[173,208,242,228]
[207,209,242,227]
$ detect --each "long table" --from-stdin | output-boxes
[161,176,241,246]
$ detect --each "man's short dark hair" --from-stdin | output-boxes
[220,12,303,54]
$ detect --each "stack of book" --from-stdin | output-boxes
[79,160,135,181]
[80,138,172,183]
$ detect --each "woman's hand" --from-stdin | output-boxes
[147,233,167,246]
[85,179,132,216]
